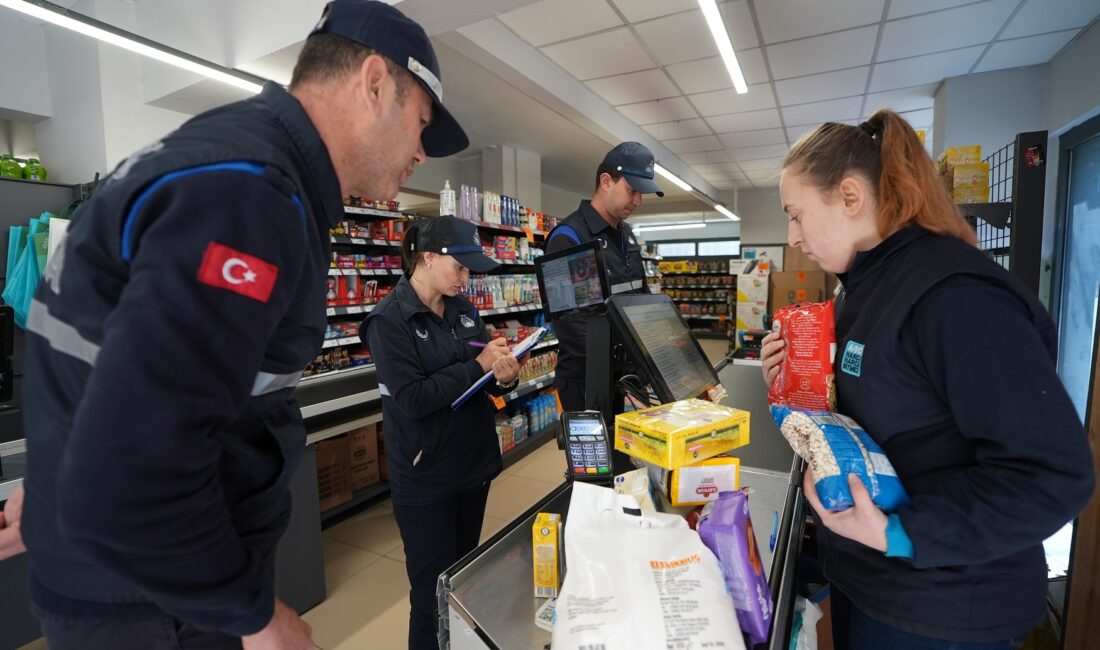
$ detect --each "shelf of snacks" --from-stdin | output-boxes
[466,275,541,315]
[328,268,403,276]
[330,235,401,247]
[657,259,730,275]
[343,195,403,219]
[663,288,732,301]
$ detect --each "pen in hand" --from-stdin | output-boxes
[467,341,487,349]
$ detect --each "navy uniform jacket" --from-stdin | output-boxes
[21,83,342,635]
[361,278,507,505]
[545,200,646,386]
[827,225,1094,642]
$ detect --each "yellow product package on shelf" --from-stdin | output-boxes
[615,398,750,470]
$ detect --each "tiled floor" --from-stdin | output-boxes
[15,439,567,650]
[304,438,566,649]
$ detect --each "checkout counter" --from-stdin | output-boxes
[438,241,808,649]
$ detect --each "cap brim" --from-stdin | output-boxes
[624,174,664,197]
[418,84,469,157]
[454,251,499,274]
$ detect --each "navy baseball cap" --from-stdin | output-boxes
[310,0,470,157]
[602,142,664,197]
[411,217,498,273]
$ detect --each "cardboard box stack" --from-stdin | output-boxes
[348,424,381,491]
[938,145,989,204]
[316,435,354,512]
[770,270,827,313]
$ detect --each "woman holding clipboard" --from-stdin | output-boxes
[361,216,524,649]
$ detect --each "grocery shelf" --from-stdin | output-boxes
[661,270,729,275]
[330,235,401,247]
[530,339,559,352]
[321,336,361,349]
[487,258,536,267]
[326,304,376,317]
[473,220,547,238]
[480,304,540,317]
[344,206,403,219]
[661,284,733,289]
[501,371,555,405]
[328,268,403,277]
[301,363,375,385]
[668,297,728,302]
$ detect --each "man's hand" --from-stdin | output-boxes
[0,483,27,561]
[760,331,785,387]
[241,598,313,650]
[803,472,888,552]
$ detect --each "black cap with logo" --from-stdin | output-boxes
[410,217,498,273]
[310,0,469,157]
[601,142,664,197]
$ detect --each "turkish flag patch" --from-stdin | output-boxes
[197,242,279,303]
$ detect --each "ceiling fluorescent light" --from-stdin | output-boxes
[635,223,707,233]
[0,0,264,94]
[697,0,748,95]
[654,163,692,192]
[714,205,740,221]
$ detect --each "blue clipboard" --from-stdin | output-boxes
[450,326,548,410]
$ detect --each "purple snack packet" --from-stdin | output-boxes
[697,490,773,646]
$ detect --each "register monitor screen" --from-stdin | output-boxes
[606,293,719,403]
[534,240,610,321]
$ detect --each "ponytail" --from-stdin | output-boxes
[401,223,425,277]
[784,109,977,246]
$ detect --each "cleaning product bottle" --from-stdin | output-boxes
[0,154,22,179]
[22,158,46,182]
[440,180,456,217]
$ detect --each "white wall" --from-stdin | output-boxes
[934,65,1049,160]
[737,187,787,245]
[0,18,51,122]
[1048,22,1100,136]
[541,182,583,219]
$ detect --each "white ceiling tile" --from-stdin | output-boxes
[868,45,984,92]
[717,128,788,148]
[634,9,718,65]
[756,0,885,44]
[643,118,714,140]
[499,0,622,47]
[775,67,870,106]
[744,169,783,184]
[738,157,786,171]
[664,135,724,153]
[689,85,777,117]
[1001,0,1100,39]
[786,123,820,142]
[609,0,699,23]
[766,26,878,79]
[727,143,790,160]
[680,150,734,164]
[898,108,934,128]
[542,28,654,80]
[863,84,938,114]
[666,48,769,94]
[617,97,699,124]
[877,0,1016,61]
[974,30,1081,73]
[706,108,783,133]
[711,180,741,190]
[694,162,742,174]
[587,69,680,105]
[889,0,977,20]
[781,97,863,126]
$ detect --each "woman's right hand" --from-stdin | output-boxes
[476,337,511,373]
[761,331,786,387]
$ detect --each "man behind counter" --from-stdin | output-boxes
[545,142,663,412]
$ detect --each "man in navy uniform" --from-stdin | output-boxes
[545,142,663,412]
[18,2,468,648]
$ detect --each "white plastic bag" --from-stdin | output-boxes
[552,482,746,650]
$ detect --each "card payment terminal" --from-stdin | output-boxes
[558,411,614,481]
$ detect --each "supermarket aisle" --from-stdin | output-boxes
[303,439,567,649]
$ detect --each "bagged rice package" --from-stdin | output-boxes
[767,301,837,413]
[697,490,772,647]
[771,406,909,512]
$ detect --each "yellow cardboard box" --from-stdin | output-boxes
[615,399,750,470]
[942,162,989,189]
[532,513,562,598]
[937,144,982,168]
[953,185,990,204]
